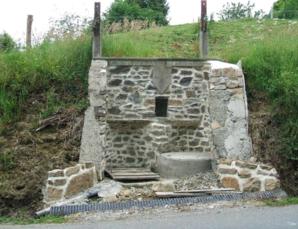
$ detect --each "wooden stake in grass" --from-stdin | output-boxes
[26,15,33,49]
[200,0,208,58]
[93,2,102,59]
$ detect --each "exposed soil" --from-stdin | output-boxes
[0,94,84,216]
[248,92,298,196]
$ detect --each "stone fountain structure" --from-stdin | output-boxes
[79,58,252,178]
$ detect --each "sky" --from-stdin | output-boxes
[0,0,277,43]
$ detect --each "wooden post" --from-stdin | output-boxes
[93,2,101,59]
[200,0,208,58]
[26,15,33,49]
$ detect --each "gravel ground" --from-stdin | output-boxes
[174,172,219,191]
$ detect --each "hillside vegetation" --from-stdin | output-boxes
[0,19,297,215]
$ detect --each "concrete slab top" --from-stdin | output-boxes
[161,152,213,160]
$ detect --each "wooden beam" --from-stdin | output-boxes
[156,189,242,198]
[93,2,102,58]
[26,15,33,49]
[155,192,208,198]
[200,0,208,58]
[175,188,236,193]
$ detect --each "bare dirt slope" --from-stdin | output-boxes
[0,95,84,215]
[249,93,298,196]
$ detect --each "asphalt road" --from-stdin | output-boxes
[1,205,298,229]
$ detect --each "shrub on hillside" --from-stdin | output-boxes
[104,0,169,26]
[0,33,16,52]
[218,1,265,20]
[274,0,298,19]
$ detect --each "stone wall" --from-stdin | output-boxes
[80,59,252,171]
[106,64,209,120]
[209,61,252,160]
[217,159,280,192]
[44,163,97,205]
[80,60,108,176]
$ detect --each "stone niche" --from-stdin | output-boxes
[80,59,252,174]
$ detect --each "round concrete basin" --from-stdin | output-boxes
[157,152,213,178]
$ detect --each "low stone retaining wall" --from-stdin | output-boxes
[217,159,280,192]
[44,163,97,205]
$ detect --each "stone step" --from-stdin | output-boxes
[157,152,213,178]
[105,168,160,181]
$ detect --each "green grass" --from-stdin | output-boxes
[265,197,298,207]
[102,19,298,60]
[103,23,200,58]
[0,150,15,171]
[0,35,92,127]
[0,215,66,225]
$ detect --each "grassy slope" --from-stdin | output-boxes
[0,19,297,218]
[103,19,298,60]
[1,19,297,125]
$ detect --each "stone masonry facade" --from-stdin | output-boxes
[80,59,252,173]
[217,159,280,192]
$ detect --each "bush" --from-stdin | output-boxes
[104,0,169,26]
[274,0,298,19]
[0,33,16,52]
[218,1,265,20]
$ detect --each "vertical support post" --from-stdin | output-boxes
[200,0,208,58]
[93,2,101,59]
[270,5,274,19]
[26,15,33,49]
[284,0,286,19]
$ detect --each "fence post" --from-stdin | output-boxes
[200,0,208,58]
[93,2,102,59]
[26,15,33,49]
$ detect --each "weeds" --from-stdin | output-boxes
[0,215,66,225]
[0,34,92,127]
[0,151,15,171]
[239,36,298,160]
[264,197,298,207]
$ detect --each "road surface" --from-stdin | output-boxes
[1,205,298,229]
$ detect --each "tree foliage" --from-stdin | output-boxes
[104,0,169,25]
[218,1,265,20]
[274,0,298,19]
[128,0,169,16]
[0,33,16,52]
